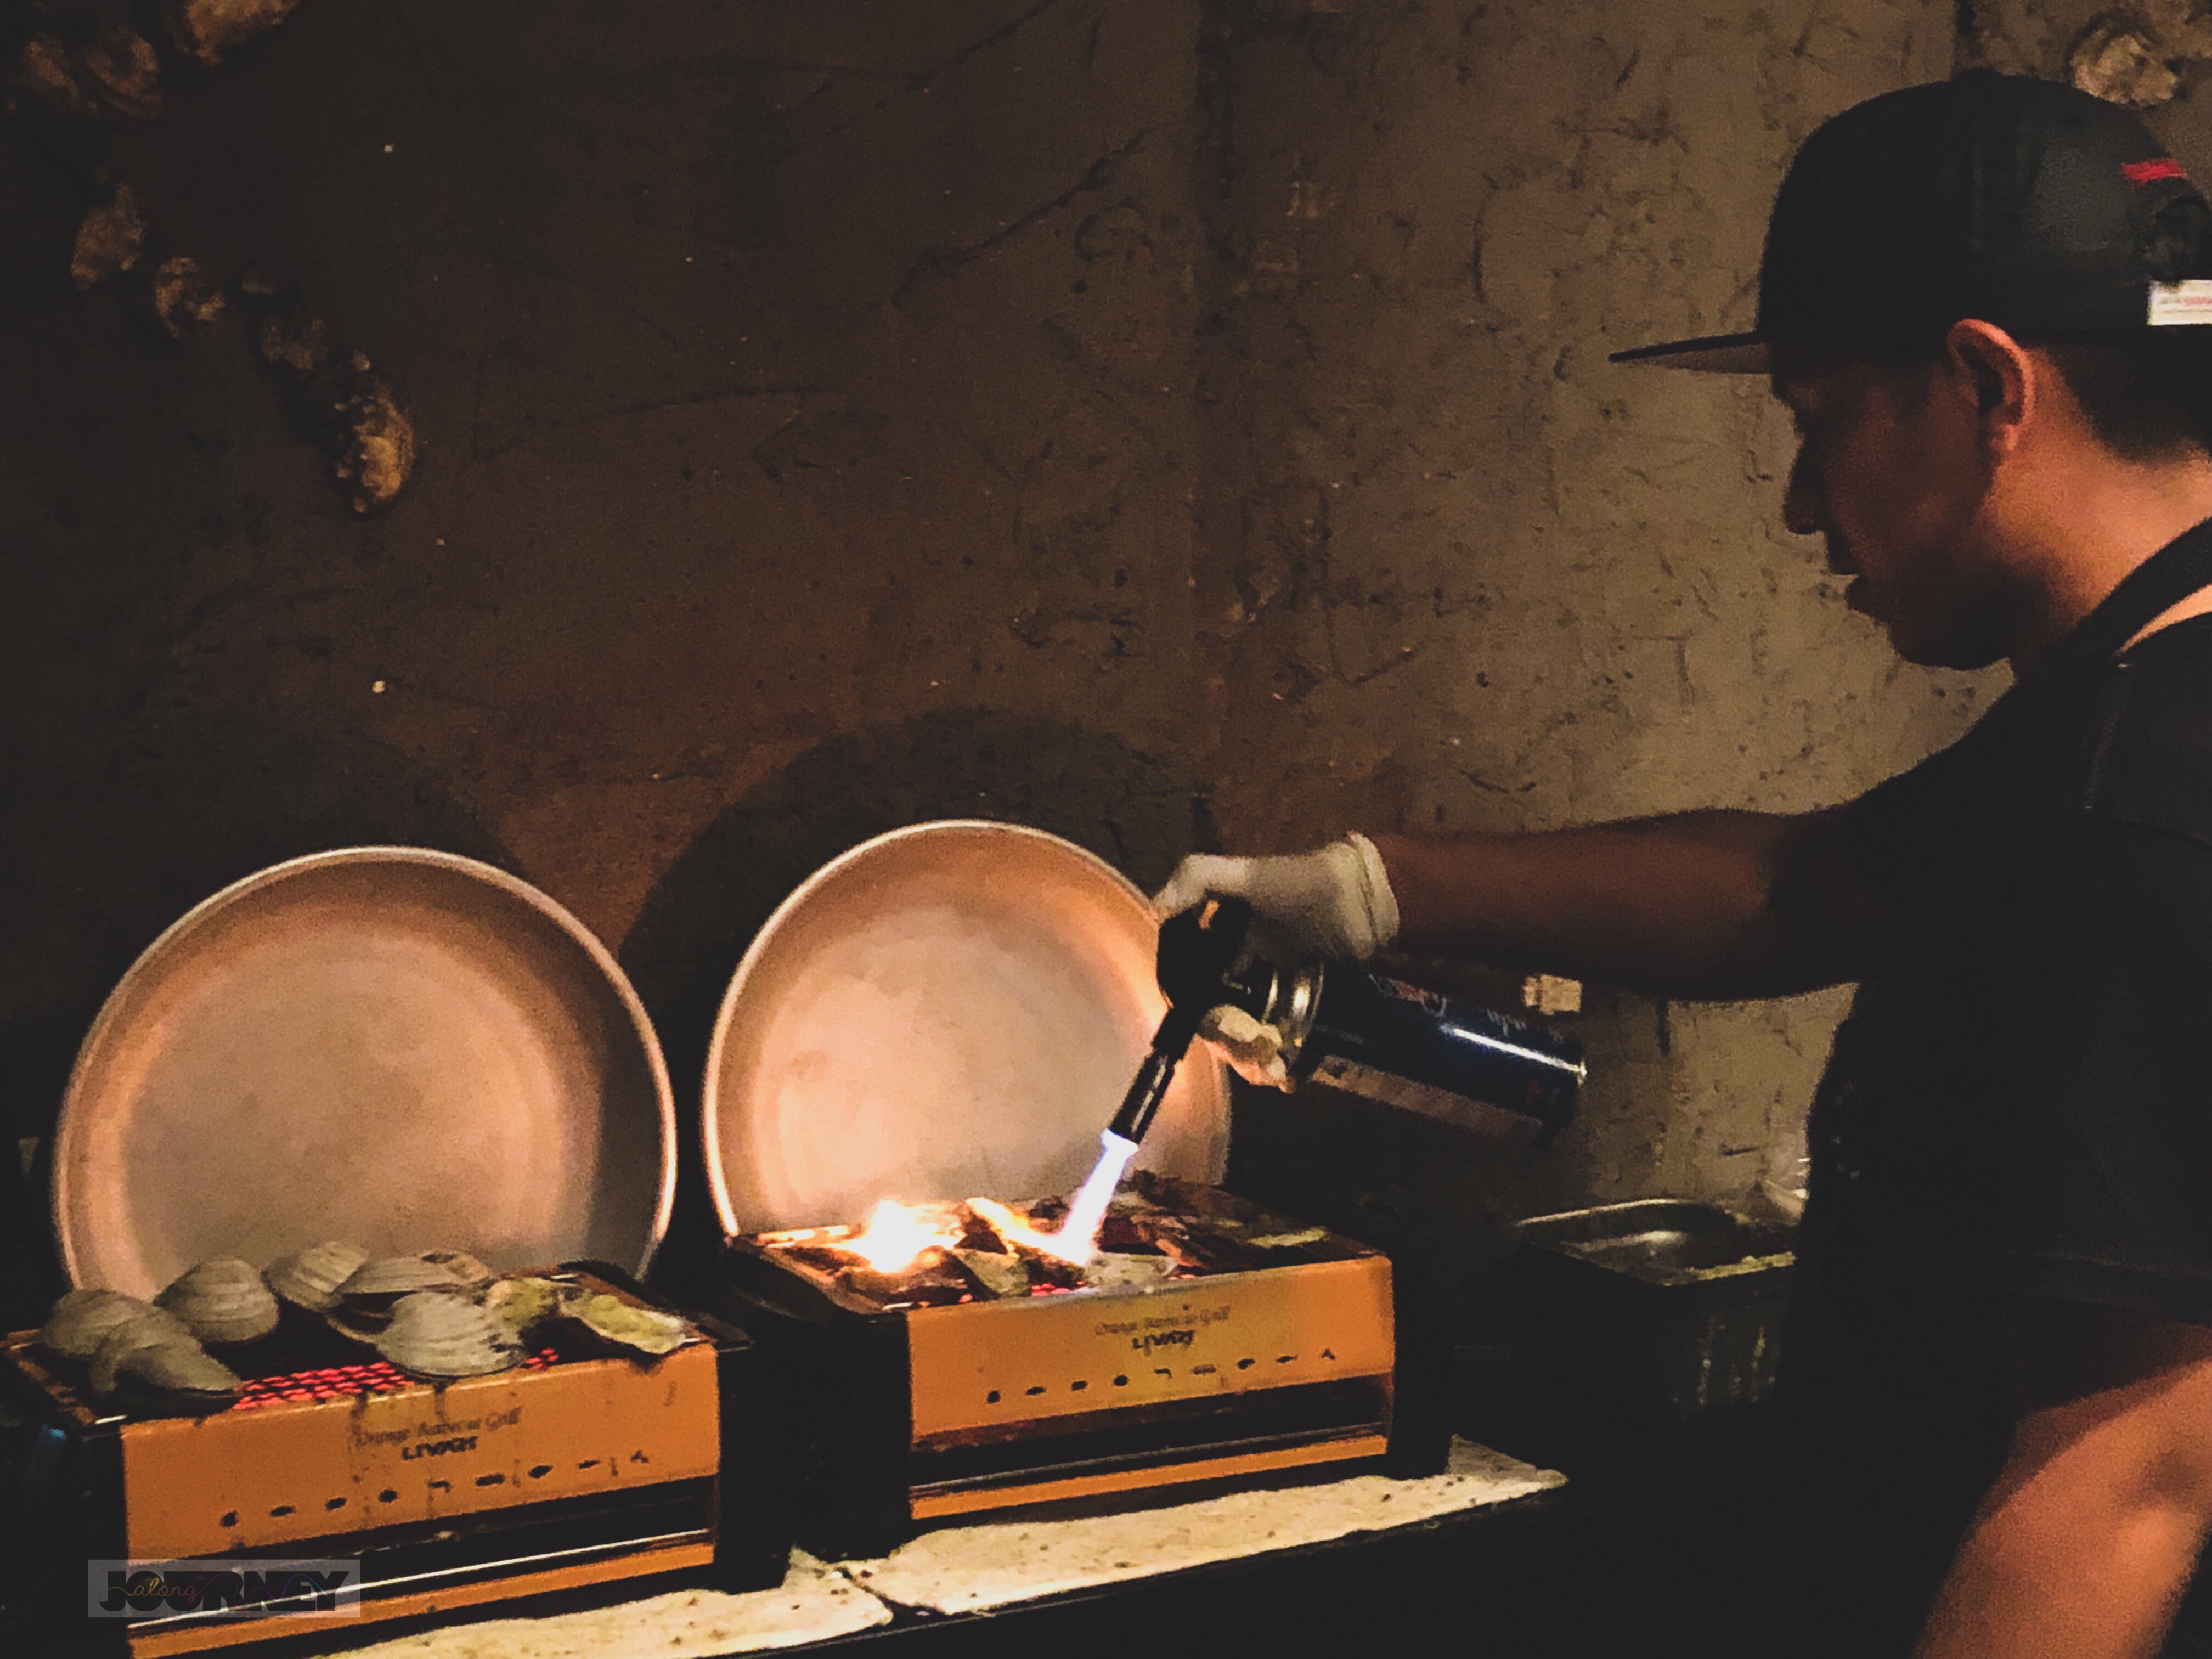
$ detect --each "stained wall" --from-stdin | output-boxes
[1,0,2119,1311]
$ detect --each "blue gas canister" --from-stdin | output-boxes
[1117,896,1584,1148]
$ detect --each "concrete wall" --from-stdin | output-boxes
[3,0,2125,1310]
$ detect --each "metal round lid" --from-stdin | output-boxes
[52,848,675,1296]
[703,821,1229,1235]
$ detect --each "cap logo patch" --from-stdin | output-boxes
[2124,158,2190,185]
[2149,281,2212,324]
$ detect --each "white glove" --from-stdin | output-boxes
[1150,833,1401,963]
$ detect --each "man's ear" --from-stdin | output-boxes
[1945,319,2034,456]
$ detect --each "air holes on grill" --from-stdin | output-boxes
[986,1390,1002,1404]
[1113,1374,1130,1386]
[1277,1355,1296,1364]
[378,1489,398,1504]
[1237,1357,1256,1370]
[1192,1364,1217,1375]
[475,1474,505,1488]
[219,1511,239,1529]
[1070,1379,1088,1391]
[325,1497,346,1511]
[269,1505,295,1518]
[1025,1385,1046,1396]
[529,1465,552,1480]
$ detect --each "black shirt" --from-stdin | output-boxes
[1778,520,2212,1654]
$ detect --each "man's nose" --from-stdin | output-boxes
[1781,444,1822,537]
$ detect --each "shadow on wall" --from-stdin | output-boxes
[0,714,509,1323]
[620,708,1211,1297]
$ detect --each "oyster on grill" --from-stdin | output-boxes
[38,1289,155,1361]
[155,1257,280,1345]
[483,1274,568,1341]
[566,1292,691,1358]
[264,1241,370,1314]
[375,1291,522,1380]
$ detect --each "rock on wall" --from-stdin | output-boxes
[1199,0,1995,1277]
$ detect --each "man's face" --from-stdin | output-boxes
[1773,351,2008,669]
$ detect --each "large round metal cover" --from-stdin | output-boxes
[53,849,675,1297]
[704,821,1229,1235]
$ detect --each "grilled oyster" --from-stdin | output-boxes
[264,1241,370,1314]
[39,1289,156,1361]
[375,1292,522,1380]
[155,1257,279,1345]
[1080,1253,1177,1293]
[483,1274,568,1341]
[566,1293,691,1358]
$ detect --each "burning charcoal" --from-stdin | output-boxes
[149,255,224,337]
[950,1248,1028,1300]
[158,0,302,68]
[255,306,326,375]
[951,1204,1006,1255]
[70,183,143,289]
[1094,1212,1152,1254]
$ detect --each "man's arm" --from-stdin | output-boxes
[1370,805,1884,1000]
[1917,1304,2212,1659]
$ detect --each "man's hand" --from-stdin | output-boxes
[1917,1302,2212,1659]
[1150,834,1400,963]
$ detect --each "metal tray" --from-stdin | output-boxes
[1511,1200,1795,1420]
[702,821,1228,1235]
[52,848,676,1296]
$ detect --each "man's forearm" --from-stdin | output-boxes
[1369,808,1877,999]
[1916,1344,2212,1659]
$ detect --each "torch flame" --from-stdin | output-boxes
[846,1199,962,1272]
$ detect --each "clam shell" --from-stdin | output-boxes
[88,1307,195,1398]
[155,1257,280,1345]
[116,1339,241,1406]
[39,1289,156,1361]
[567,1292,691,1358]
[338,1250,493,1309]
[264,1241,370,1313]
[375,1291,522,1380]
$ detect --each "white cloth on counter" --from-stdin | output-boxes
[321,1552,889,1658]
[321,1438,1560,1654]
[837,1437,1564,1616]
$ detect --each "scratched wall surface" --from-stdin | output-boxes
[1200,0,1997,1278]
[1,0,2023,1311]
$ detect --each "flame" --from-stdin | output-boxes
[845,1200,962,1272]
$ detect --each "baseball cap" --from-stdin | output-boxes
[1612,71,2212,373]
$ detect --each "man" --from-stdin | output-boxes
[1156,74,2212,1658]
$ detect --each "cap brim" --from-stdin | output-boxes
[1608,332,1773,373]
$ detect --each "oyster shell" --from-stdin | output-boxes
[264,1241,370,1314]
[155,1258,279,1345]
[39,1289,156,1361]
[88,1307,195,1397]
[951,1249,1030,1300]
[566,1293,691,1358]
[1080,1252,1177,1293]
[375,1291,522,1380]
[483,1275,568,1340]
